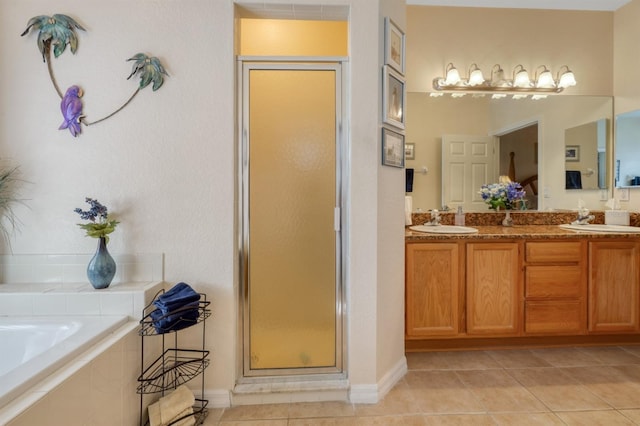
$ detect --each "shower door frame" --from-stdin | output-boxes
[237,58,348,379]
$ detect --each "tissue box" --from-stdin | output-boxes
[605,210,630,226]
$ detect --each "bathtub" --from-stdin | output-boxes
[0,315,128,409]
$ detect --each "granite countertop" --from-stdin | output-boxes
[405,224,640,241]
[406,210,640,241]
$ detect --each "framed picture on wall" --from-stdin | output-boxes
[382,127,405,168]
[405,143,415,160]
[382,65,406,129]
[566,145,580,162]
[384,17,405,74]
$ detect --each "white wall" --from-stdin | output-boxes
[0,0,237,402]
[0,0,406,405]
[376,0,408,395]
[614,0,640,209]
[615,115,640,187]
[406,6,614,96]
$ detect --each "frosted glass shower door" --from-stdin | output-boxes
[242,63,342,376]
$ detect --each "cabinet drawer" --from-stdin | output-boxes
[525,300,584,334]
[525,265,582,298]
[526,241,582,263]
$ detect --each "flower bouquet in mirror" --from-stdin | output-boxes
[479,177,526,211]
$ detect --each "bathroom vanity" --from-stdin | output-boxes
[405,214,640,351]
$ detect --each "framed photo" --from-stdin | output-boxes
[382,65,405,129]
[385,17,405,74]
[382,127,405,168]
[405,143,415,160]
[565,145,580,162]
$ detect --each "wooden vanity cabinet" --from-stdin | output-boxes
[523,241,587,335]
[406,235,640,347]
[589,240,640,333]
[466,242,521,336]
[405,242,463,337]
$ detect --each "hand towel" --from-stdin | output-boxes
[148,402,195,426]
[168,407,195,426]
[406,168,414,192]
[148,400,162,426]
[159,385,195,425]
[405,195,413,226]
[150,303,200,333]
[565,170,582,189]
[154,282,201,314]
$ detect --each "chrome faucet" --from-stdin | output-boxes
[427,209,441,226]
[575,207,595,225]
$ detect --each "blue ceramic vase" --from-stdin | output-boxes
[87,237,116,289]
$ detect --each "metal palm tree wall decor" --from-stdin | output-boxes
[21,14,168,137]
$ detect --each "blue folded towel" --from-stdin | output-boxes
[150,303,199,333]
[153,282,200,314]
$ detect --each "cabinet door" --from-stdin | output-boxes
[406,243,461,337]
[466,242,521,336]
[589,241,640,333]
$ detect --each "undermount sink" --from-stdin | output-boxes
[409,225,479,234]
[559,224,640,234]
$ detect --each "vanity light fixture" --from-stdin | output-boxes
[432,63,577,99]
[557,65,577,89]
[512,64,531,88]
[467,63,485,86]
[443,62,461,85]
[490,64,508,87]
[535,65,555,88]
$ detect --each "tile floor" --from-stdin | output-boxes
[202,345,640,425]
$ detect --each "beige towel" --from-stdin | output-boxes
[160,385,195,425]
[167,407,195,426]
[147,385,196,426]
[148,400,161,426]
[148,404,195,426]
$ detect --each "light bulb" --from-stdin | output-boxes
[558,70,577,88]
[468,64,485,86]
[444,63,461,85]
[536,70,555,88]
[445,68,460,85]
[513,66,531,88]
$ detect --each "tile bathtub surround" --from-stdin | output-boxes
[0,253,164,318]
[3,324,142,426]
[201,346,640,425]
[0,253,164,284]
[0,281,164,319]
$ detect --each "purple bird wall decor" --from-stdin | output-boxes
[59,85,84,137]
[21,13,170,138]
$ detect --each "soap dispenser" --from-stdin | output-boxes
[455,206,465,226]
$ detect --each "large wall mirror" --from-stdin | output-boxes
[615,110,640,188]
[406,94,612,212]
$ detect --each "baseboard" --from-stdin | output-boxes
[210,356,408,407]
[348,355,407,404]
[230,379,350,406]
[204,389,232,408]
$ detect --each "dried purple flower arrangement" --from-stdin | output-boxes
[74,198,119,242]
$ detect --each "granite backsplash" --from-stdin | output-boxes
[410,210,640,227]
